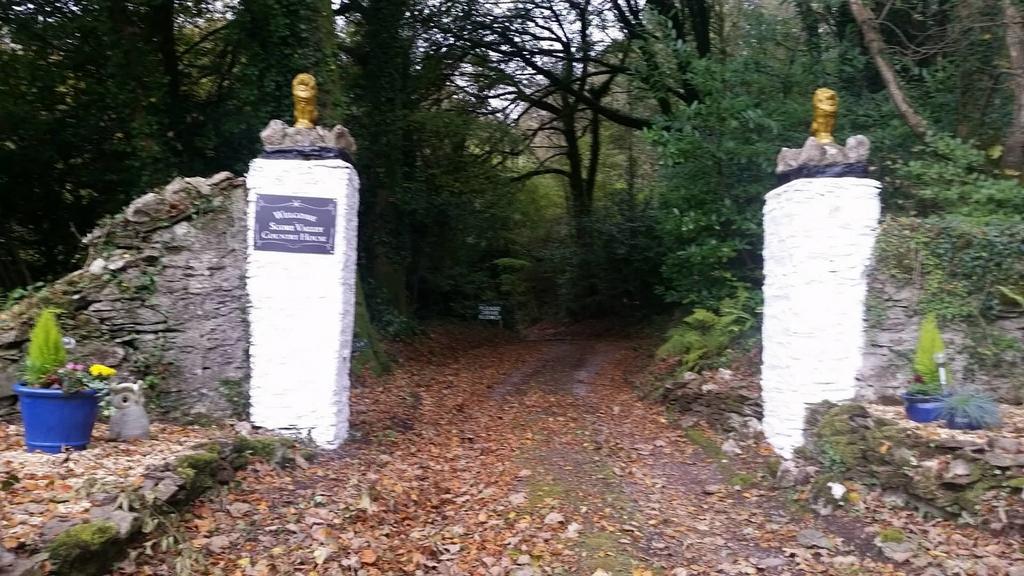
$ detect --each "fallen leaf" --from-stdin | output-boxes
[359,548,378,565]
[313,546,331,566]
[543,512,564,525]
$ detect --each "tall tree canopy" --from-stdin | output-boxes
[2,0,1022,324]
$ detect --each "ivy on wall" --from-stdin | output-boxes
[874,216,1024,322]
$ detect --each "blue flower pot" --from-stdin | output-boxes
[901,393,945,423]
[14,383,99,453]
[946,416,982,430]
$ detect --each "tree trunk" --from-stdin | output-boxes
[151,0,180,121]
[150,0,184,162]
[353,0,415,315]
[1001,0,1024,173]
[794,0,821,57]
[847,0,930,139]
[685,0,712,58]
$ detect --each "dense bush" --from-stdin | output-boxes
[891,135,1024,218]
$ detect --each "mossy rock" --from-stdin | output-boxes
[870,464,911,490]
[231,435,298,468]
[863,425,912,464]
[174,451,221,497]
[813,404,873,471]
[46,521,121,576]
[877,527,906,544]
[954,479,997,512]
[218,378,249,420]
[907,470,948,507]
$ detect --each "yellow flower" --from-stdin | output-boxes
[89,364,117,378]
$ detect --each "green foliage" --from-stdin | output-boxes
[363,280,422,341]
[891,134,1024,218]
[911,313,945,394]
[874,217,1024,322]
[1,282,46,311]
[645,9,819,307]
[997,286,1024,312]
[657,286,757,373]
[818,441,849,474]
[0,0,343,291]
[490,258,535,326]
[24,308,66,385]
[941,390,1002,429]
[1,0,1022,338]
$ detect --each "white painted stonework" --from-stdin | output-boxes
[245,158,359,447]
[761,177,881,458]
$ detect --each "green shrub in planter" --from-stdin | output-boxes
[902,313,949,422]
[911,313,946,395]
[15,309,116,452]
[24,308,66,385]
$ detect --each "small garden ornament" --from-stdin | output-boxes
[107,381,150,441]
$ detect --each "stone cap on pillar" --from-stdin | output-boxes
[775,135,871,183]
[259,120,357,162]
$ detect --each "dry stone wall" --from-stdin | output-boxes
[0,173,249,420]
[802,402,1024,534]
[859,276,1024,402]
[857,218,1024,404]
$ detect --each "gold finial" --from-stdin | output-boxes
[810,87,838,144]
[292,73,318,129]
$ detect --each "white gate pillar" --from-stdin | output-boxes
[243,79,360,447]
[761,134,880,458]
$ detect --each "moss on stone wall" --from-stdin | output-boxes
[808,402,1023,527]
[1,173,250,416]
[46,521,120,576]
[174,450,221,497]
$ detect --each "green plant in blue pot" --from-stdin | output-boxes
[13,309,115,453]
[942,390,1001,430]
[901,313,947,423]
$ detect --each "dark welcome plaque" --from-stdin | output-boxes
[254,194,337,254]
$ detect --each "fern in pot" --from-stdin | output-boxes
[942,390,1002,430]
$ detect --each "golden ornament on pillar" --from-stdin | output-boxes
[810,87,838,144]
[292,73,318,129]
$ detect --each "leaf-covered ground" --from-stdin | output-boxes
[0,422,226,551]
[119,335,1024,575]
